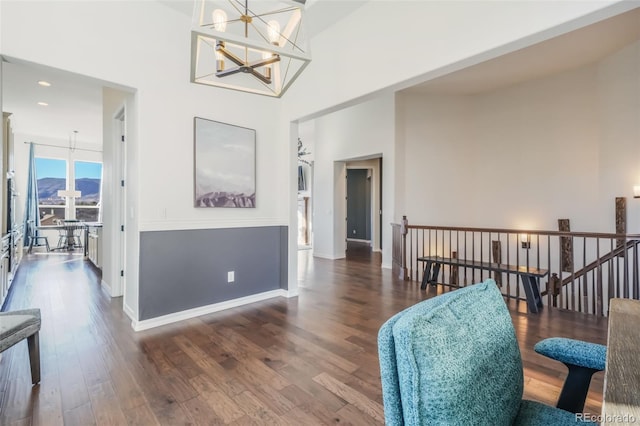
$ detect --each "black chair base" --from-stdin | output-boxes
[557,364,600,414]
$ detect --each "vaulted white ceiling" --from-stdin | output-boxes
[2,3,639,146]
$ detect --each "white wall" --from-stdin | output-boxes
[311,94,395,266]
[597,40,640,234]
[1,1,288,321]
[396,39,640,234]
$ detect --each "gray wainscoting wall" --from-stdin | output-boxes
[139,226,288,320]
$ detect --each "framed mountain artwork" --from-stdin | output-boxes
[194,117,256,208]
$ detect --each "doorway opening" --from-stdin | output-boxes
[346,168,371,243]
[344,156,382,259]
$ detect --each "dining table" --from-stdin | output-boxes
[38,221,85,251]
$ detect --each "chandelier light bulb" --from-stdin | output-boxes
[267,20,280,45]
[212,9,227,32]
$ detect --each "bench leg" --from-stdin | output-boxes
[420,261,442,289]
[420,261,432,290]
[521,275,543,313]
[430,263,440,286]
[27,332,41,385]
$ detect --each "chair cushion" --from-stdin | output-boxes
[391,279,523,425]
[534,337,606,371]
[515,400,596,425]
[378,288,463,425]
[0,309,41,353]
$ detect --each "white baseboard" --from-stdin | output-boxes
[381,262,392,269]
[130,289,289,332]
[100,279,113,297]
[123,302,136,322]
[313,252,345,260]
[284,288,298,298]
[346,238,371,244]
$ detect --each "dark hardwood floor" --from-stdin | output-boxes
[0,248,608,425]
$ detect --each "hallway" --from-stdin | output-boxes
[0,251,608,424]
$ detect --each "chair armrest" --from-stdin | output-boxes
[534,337,606,371]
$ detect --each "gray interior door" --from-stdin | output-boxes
[346,169,371,241]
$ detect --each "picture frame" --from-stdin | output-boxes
[194,117,256,208]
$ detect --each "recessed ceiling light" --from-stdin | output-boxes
[37,80,51,87]
[37,102,49,106]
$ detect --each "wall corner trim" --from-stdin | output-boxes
[130,289,289,332]
[100,279,113,297]
[123,302,137,323]
[313,252,346,260]
[284,289,299,298]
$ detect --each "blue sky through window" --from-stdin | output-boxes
[75,161,102,179]
[35,157,66,179]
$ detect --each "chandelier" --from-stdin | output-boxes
[190,0,311,97]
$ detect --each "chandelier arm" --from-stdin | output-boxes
[196,70,219,80]
[216,63,275,84]
[248,68,272,85]
[217,45,246,67]
[216,66,244,78]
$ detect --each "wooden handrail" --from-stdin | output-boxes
[540,239,640,297]
[391,223,640,240]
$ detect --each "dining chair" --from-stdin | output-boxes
[26,220,50,253]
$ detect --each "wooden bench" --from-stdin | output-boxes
[417,256,549,313]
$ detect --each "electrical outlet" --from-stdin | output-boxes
[227,271,235,283]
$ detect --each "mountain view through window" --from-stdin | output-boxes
[36,158,102,224]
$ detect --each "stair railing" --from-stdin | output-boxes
[392,218,640,316]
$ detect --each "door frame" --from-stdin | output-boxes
[112,106,127,298]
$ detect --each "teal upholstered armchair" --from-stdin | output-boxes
[378,279,603,425]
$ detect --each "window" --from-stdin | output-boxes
[74,161,102,222]
[35,158,67,225]
[35,158,103,224]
